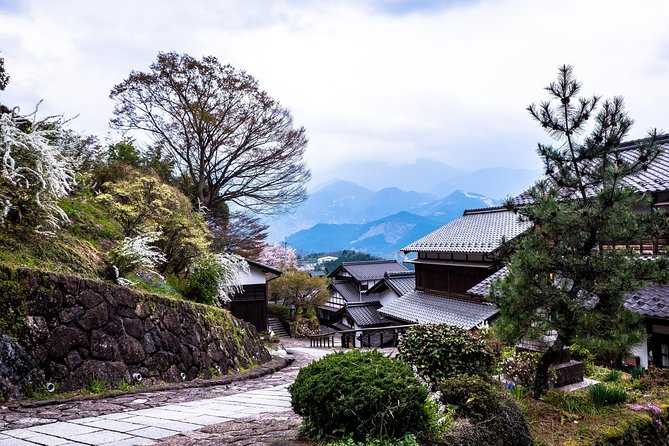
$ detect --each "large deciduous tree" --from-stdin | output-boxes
[209,211,268,259]
[492,65,668,398]
[110,52,310,215]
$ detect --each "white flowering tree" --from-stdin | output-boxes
[0,112,76,233]
[110,232,167,286]
[258,243,298,270]
[186,253,250,306]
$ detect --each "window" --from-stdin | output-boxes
[662,343,669,367]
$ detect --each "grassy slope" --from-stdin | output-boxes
[0,191,122,278]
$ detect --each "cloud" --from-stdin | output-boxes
[0,0,24,15]
[1,0,669,187]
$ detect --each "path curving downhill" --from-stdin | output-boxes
[0,339,335,446]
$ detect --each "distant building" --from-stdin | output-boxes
[317,255,338,264]
[318,260,409,345]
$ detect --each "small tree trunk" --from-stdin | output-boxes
[531,341,563,399]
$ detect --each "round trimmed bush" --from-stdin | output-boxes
[436,375,503,421]
[289,350,429,441]
[438,375,533,446]
[398,324,494,387]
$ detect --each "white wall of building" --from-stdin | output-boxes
[630,341,649,369]
[378,289,399,307]
[239,264,267,285]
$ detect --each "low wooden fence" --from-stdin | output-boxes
[309,324,416,348]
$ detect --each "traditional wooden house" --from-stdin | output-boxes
[395,135,669,366]
[318,260,408,334]
[378,208,529,329]
[229,259,281,332]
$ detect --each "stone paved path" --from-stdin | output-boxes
[0,341,337,446]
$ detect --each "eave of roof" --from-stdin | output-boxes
[467,267,509,297]
[378,290,498,329]
[245,259,282,276]
[328,260,409,281]
[408,259,496,269]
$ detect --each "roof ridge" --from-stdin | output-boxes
[385,270,415,277]
[342,260,399,266]
[462,206,508,215]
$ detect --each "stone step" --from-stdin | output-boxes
[268,318,290,338]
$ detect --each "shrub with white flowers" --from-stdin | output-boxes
[0,112,76,232]
[110,232,167,285]
[186,253,249,306]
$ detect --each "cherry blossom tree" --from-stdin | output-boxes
[258,243,298,270]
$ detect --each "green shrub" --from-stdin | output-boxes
[501,350,556,390]
[290,350,429,441]
[184,255,224,304]
[268,303,293,322]
[544,390,593,414]
[398,324,494,387]
[436,375,502,421]
[629,367,644,380]
[289,316,319,338]
[441,396,533,446]
[588,383,628,407]
[602,369,623,382]
[326,434,420,446]
[569,343,595,375]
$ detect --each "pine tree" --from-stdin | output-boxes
[492,65,668,398]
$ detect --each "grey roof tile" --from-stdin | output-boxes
[466,267,669,321]
[507,137,669,205]
[385,271,416,296]
[625,283,669,319]
[378,291,499,329]
[332,281,380,303]
[346,304,386,327]
[333,260,409,281]
[468,267,509,297]
[402,209,531,253]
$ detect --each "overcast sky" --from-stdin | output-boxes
[1,0,669,188]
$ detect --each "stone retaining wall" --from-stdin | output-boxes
[0,266,271,399]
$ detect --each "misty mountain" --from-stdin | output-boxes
[316,159,540,197]
[268,181,439,241]
[429,167,540,199]
[286,190,500,257]
[315,158,463,193]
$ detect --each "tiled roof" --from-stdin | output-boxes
[467,267,509,297]
[346,304,386,327]
[385,271,416,296]
[330,260,409,281]
[466,267,669,320]
[331,281,380,304]
[402,209,531,253]
[378,291,499,329]
[245,259,282,276]
[625,284,669,319]
[368,271,416,296]
[619,137,669,193]
[507,136,669,206]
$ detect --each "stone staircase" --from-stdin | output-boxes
[268,317,290,338]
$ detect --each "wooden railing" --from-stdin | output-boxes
[309,324,416,349]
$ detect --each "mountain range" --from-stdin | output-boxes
[312,158,540,197]
[284,187,500,258]
[266,159,539,257]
